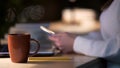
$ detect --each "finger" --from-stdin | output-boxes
[52,42,62,51]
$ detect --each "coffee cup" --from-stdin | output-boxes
[8,33,40,63]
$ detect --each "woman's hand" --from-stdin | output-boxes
[48,32,77,54]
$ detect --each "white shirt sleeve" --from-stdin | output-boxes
[73,34,120,58]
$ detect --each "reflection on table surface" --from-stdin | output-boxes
[0,54,97,68]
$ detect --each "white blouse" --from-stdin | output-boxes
[73,0,120,65]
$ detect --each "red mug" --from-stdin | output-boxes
[8,33,40,63]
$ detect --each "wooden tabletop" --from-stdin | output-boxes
[0,54,106,68]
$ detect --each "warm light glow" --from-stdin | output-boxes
[49,8,99,34]
[69,0,76,3]
[62,8,96,24]
[73,9,96,23]
[62,9,73,24]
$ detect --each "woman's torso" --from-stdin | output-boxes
[100,0,120,40]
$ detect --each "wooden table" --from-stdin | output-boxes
[0,54,106,68]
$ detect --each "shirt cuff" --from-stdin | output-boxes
[73,36,93,55]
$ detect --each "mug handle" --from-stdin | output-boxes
[30,39,40,56]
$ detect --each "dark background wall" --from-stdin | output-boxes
[0,0,107,39]
[18,0,107,22]
[0,0,107,23]
[0,0,9,38]
[9,0,103,22]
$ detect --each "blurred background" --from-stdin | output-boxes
[0,0,108,53]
